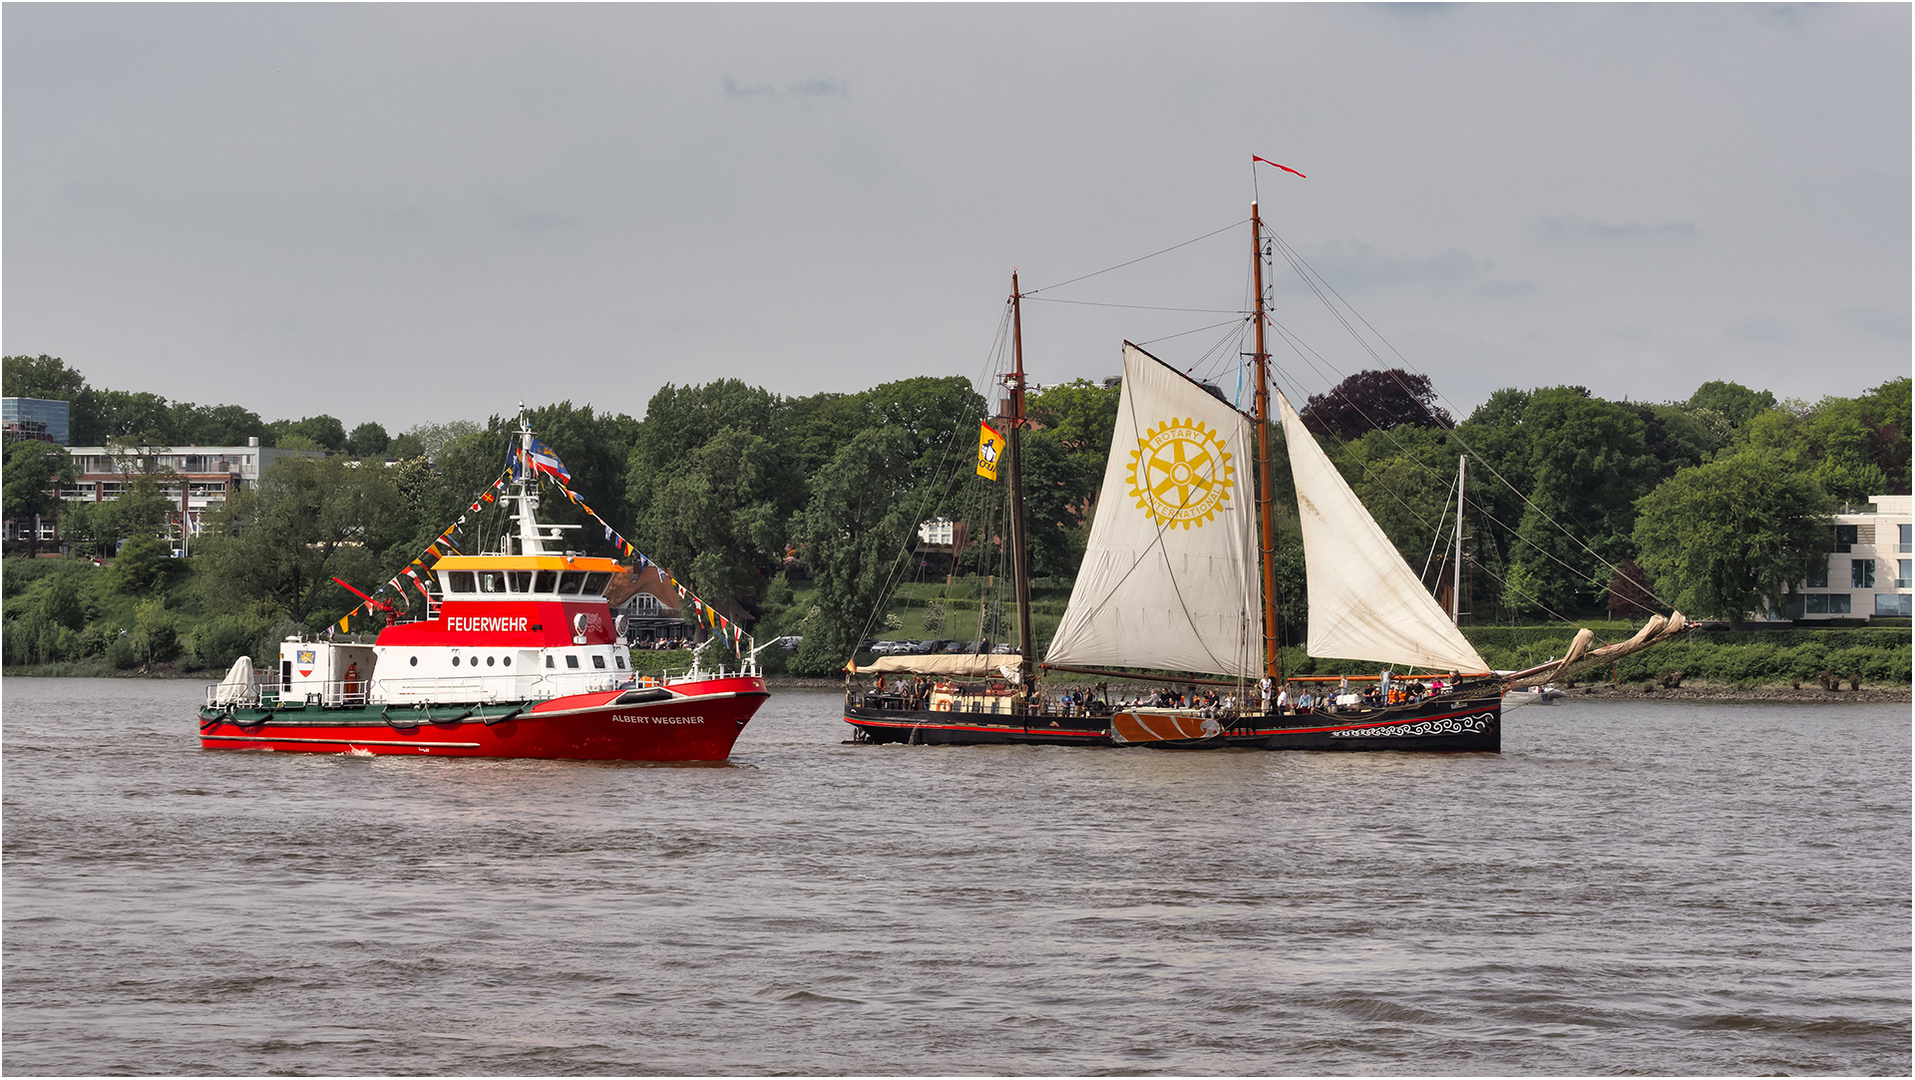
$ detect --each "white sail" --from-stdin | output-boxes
[1045,345,1262,677]
[1276,390,1490,673]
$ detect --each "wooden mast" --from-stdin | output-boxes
[1007,273,1035,689]
[1251,204,1281,680]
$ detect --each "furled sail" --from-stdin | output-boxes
[1275,390,1490,673]
[1045,345,1262,677]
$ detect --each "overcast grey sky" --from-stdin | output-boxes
[6,3,1908,434]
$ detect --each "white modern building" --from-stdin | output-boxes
[1781,494,1912,620]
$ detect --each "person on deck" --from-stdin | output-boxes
[1259,676,1273,714]
[1275,684,1290,714]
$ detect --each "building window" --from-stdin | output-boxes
[1902,524,1912,554]
[1851,559,1876,588]
[1901,560,1913,590]
[1875,593,1913,617]
[1806,561,1829,589]
[1834,524,1857,552]
[1803,594,1853,615]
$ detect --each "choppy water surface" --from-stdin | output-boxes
[4,678,1908,1075]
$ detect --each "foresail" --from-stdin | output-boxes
[1045,345,1262,678]
[1276,391,1490,673]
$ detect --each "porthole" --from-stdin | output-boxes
[502,656,511,667]
[409,656,418,667]
[452,656,461,667]
[484,656,493,667]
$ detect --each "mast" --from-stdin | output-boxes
[1453,455,1466,626]
[1251,204,1281,680]
[1007,273,1035,688]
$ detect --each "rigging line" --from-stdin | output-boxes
[1268,232,1669,609]
[1023,297,1247,315]
[1026,219,1247,296]
[1419,467,1460,587]
[1135,316,1252,348]
[857,303,1016,647]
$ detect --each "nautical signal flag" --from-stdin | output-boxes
[977,422,1005,480]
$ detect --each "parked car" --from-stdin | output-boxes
[992,642,1018,654]
[908,639,938,654]
[867,640,908,655]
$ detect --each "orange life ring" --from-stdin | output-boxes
[935,700,952,712]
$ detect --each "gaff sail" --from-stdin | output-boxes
[1275,389,1489,673]
[1045,345,1263,677]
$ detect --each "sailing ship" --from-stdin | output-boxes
[197,414,768,761]
[843,202,1685,751]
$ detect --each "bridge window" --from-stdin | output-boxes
[557,572,585,595]
[507,571,533,592]
[477,571,507,594]
[445,571,476,593]
[583,572,611,596]
[534,571,558,593]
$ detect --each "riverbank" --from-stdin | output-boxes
[1561,680,1910,705]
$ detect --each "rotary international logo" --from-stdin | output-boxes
[1126,418,1235,528]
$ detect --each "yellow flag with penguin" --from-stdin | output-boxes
[976,421,1005,480]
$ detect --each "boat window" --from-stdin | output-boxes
[452,656,461,666]
[477,571,507,594]
[614,655,625,670]
[486,656,496,667]
[507,571,534,593]
[557,572,586,595]
[583,572,611,596]
[545,655,555,669]
[502,656,511,667]
[534,571,559,593]
[446,571,476,594]
[409,656,418,667]
[592,655,606,669]
[565,655,580,669]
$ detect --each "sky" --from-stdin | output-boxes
[5,4,1909,435]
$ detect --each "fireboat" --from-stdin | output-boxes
[196,413,769,761]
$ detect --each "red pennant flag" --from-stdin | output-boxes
[1253,155,1306,178]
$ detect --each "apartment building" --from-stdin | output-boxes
[1778,494,1912,621]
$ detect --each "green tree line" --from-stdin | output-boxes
[4,351,1908,680]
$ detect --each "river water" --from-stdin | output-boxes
[3,678,1907,1075]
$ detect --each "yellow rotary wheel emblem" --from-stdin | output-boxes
[1126,418,1235,529]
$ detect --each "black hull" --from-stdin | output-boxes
[845,694,1501,753]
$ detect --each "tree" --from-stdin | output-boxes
[347,421,390,459]
[1508,388,1658,615]
[788,427,920,673]
[403,420,481,463]
[1634,449,1833,620]
[1300,369,1452,443]
[171,402,267,446]
[194,455,415,625]
[73,389,173,446]
[3,441,75,558]
[2,354,87,401]
[632,426,784,613]
[1604,558,1658,620]
[1686,380,1777,428]
[269,415,347,452]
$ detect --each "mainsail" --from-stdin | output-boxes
[1045,345,1262,677]
[1276,390,1490,673]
